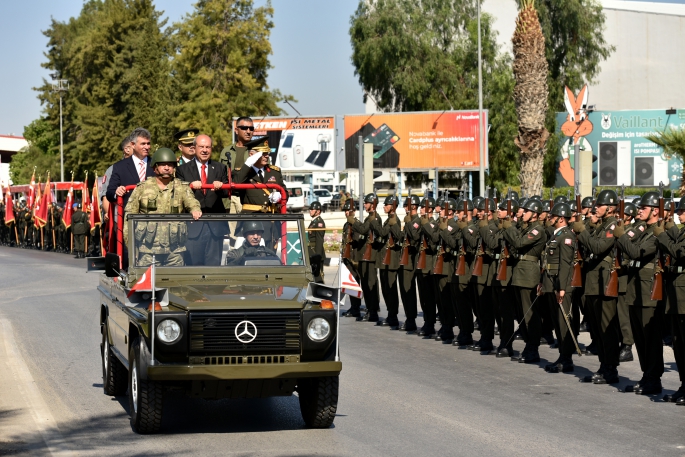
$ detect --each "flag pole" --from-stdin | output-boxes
[151,255,156,367]
[335,254,342,362]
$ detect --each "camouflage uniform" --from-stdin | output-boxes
[124,177,201,266]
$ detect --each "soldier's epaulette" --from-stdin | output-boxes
[268,165,281,172]
[178,180,190,186]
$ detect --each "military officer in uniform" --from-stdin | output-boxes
[72,203,89,258]
[453,198,476,347]
[574,189,621,384]
[225,221,277,265]
[472,197,498,353]
[341,199,365,318]
[503,198,547,363]
[417,197,438,337]
[432,198,459,344]
[124,148,202,267]
[616,192,664,394]
[541,202,577,373]
[174,128,199,165]
[399,195,422,334]
[618,202,638,362]
[377,195,402,329]
[308,201,326,283]
[221,116,255,237]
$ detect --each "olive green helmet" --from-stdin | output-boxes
[522,198,543,214]
[498,198,519,213]
[581,196,594,208]
[151,147,177,167]
[420,197,435,208]
[435,196,445,208]
[384,195,399,206]
[444,198,457,211]
[476,198,496,212]
[342,199,354,211]
[553,195,569,204]
[542,201,551,212]
[310,201,322,210]
[550,202,572,218]
[665,199,674,211]
[623,202,637,218]
[242,221,265,233]
[364,193,378,204]
[595,189,619,206]
[456,199,474,211]
[405,195,421,206]
[639,191,660,208]
[472,196,484,209]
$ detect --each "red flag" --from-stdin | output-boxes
[35,173,50,228]
[127,264,152,297]
[89,175,102,232]
[4,187,14,226]
[83,176,90,214]
[27,170,36,210]
[33,176,43,228]
[63,177,74,228]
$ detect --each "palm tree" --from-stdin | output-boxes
[512,0,549,196]
[646,127,685,194]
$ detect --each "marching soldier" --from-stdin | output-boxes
[399,195,422,334]
[307,201,326,283]
[616,192,664,394]
[618,202,638,362]
[417,197,438,338]
[541,203,578,373]
[503,198,547,363]
[472,197,498,353]
[377,195,402,329]
[574,189,621,384]
[432,199,459,344]
[341,199,365,319]
[72,203,89,259]
[453,198,476,347]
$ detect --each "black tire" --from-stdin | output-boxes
[128,338,163,434]
[298,376,339,428]
[101,322,127,396]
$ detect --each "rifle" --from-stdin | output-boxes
[399,188,413,266]
[382,191,398,266]
[495,188,512,281]
[432,191,446,275]
[416,196,430,270]
[361,195,378,261]
[455,198,468,276]
[650,182,665,301]
[342,199,356,259]
[472,186,489,277]
[549,187,555,210]
[605,185,625,297]
[571,180,583,287]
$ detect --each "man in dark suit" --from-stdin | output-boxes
[175,134,229,265]
[106,127,154,209]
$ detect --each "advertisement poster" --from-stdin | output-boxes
[233,116,336,173]
[343,110,488,170]
[555,109,684,189]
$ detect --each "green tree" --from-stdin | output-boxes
[349,0,518,187]
[9,119,61,184]
[171,0,291,153]
[646,127,685,193]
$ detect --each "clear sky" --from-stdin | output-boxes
[0,0,366,137]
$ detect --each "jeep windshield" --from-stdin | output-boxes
[126,213,306,268]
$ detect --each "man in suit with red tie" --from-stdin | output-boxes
[106,127,155,209]
[175,134,229,265]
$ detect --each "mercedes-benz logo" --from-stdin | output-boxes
[235,320,257,343]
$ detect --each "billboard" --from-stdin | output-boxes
[343,110,488,170]
[233,116,336,173]
[555,109,684,189]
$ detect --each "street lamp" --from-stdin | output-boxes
[51,78,68,182]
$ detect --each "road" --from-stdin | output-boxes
[1,245,685,456]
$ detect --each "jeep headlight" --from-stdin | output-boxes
[157,319,181,344]
[307,318,330,342]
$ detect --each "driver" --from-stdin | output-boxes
[225,221,277,265]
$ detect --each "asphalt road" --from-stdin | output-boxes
[1,245,685,456]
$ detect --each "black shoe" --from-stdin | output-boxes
[625,381,642,393]
[496,348,513,358]
[441,334,455,344]
[518,350,540,364]
[355,315,364,322]
[473,320,480,331]
[514,332,524,341]
[454,338,474,349]
[619,344,634,362]
[405,328,417,335]
[361,313,371,321]
[379,319,398,327]
[418,327,435,337]
[472,341,495,352]
[664,389,685,403]
[582,342,598,356]
[494,326,500,336]
[545,358,574,373]
[593,367,619,384]
[676,396,685,405]
[422,332,436,339]
[342,309,360,318]
[636,382,663,395]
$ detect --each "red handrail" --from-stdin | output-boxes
[113,183,289,267]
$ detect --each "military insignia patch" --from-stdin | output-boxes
[468,229,473,233]
[639,225,645,232]
[448,226,453,231]
[430,224,434,228]
[268,176,276,182]
[606,231,613,238]
[532,229,539,235]
[610,224,615,230]
[413,223,419,229]
[628,231,634,237]
[318,223,323,227]
[565,238,572,245]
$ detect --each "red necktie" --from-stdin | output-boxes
[138,161,146,182]
[201,164,207,195]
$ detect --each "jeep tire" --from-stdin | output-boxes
[128,338,163,434]
[101,322,127,396]
[298,376,339,428]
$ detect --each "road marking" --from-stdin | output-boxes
[1,319,74,457]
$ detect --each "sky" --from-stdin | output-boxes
[0,0,366,137]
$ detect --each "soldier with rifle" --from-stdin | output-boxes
[399,192,422,334]
[502,198,547,363]
[431,198,460,344]
[453,198,477,348]
[614,190,664,395]
[617,197,637,363]
[573,189,622,384]
[341,199,365,319]
[307,201,326,283]
[347,193,382,322]
[417,196,438,338]
[541,202,581,373]
[378,194,402,329]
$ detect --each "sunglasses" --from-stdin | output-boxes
[237,126,255,131]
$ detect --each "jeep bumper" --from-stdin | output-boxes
[146,361,342,381]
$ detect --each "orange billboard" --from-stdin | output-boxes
[343,110,488,170]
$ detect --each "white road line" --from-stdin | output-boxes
[1,319,74,457]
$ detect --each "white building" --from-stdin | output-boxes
[0,135,28,186]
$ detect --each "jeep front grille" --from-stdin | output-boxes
[189,311,301,355]
[189,355,300,365]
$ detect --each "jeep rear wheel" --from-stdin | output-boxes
[298,376,339,428]
[128,339,163,434]
[101,323,127,396]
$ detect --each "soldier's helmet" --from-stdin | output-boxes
[151,147,177,167]
[497,198,519,214]
[476,198,496,212]
[632,197,642,204]
[472,196,484,209]
[506,190,520,200]
[518,197,528,208]
[639,191,660,208]
[530,195,542,201]
[420,197,436,208]
[554,195,569,204]
[551,202,572,218]
[384,195,399,206]
[405,195,421,206]
[444,198,457,211]
[542,201,552,212]
[456,199,474,211]
[435,196,445,208]
[364,193,377,204]
[342,199,354,211]
[665,199,674,212]
[678,197,685,212]
[310,201,322,211]
[569,201,578,212]
[522,198,543,214]
[595,189,619,206]
[242,221,265,234]
[581,196,594,208]
[623,202,637,218]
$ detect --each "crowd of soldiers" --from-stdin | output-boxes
[341,188,685,404]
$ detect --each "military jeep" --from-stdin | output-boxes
[96,212,341,434]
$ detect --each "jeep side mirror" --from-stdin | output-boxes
[105,253,121,278]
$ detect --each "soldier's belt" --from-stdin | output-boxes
[544,264,560,272]
[588,253,613,264]
[628,260,655,269]
[243,204,276,212]
[667,265,685,274]
[518,254,539,262]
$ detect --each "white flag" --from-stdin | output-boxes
[340,262,363,299]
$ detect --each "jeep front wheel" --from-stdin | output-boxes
[101,322,127,396]
[128,339,163,434]
[298,376,339,428]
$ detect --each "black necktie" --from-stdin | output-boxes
[258,169,264,182]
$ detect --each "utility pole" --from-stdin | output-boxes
[477,0,485,195]
[51,78,69,182]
